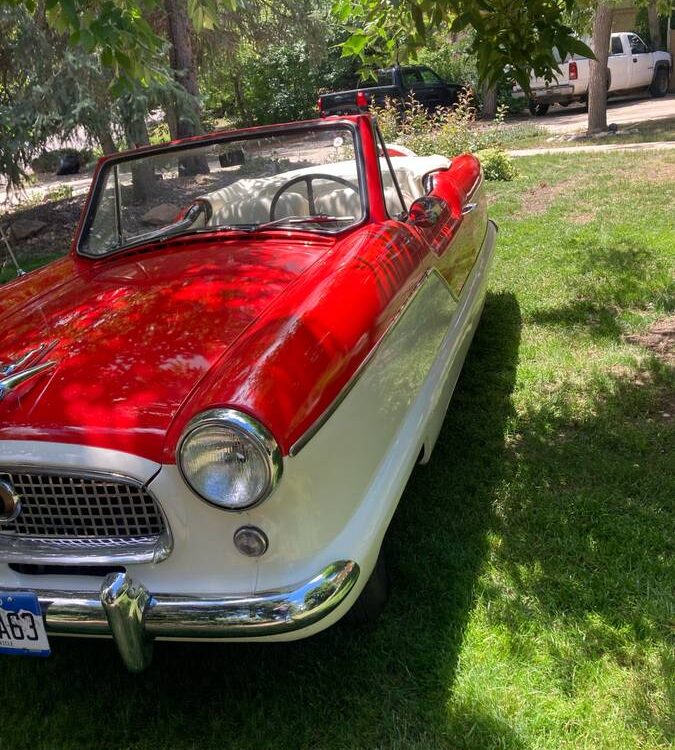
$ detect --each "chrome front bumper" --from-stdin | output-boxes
[8,560,359,672]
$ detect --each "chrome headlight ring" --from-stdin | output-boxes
[177,408,283,511]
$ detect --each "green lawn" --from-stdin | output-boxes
[1,149,673,750]
[0,254,60,284]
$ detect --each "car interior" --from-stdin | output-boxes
[201,154,451,226]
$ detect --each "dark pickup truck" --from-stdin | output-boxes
[319,65,462,115]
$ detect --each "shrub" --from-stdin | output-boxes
[371,89,482,159]
[148,122,171,145]
[45,184,74,201]
[475,147,518,181]
[416,31,479,91]
[373,98,400,143]
[371,92,528,180]
[30,148,92,174]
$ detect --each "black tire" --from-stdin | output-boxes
[650,67,669,98]
[528,101,550,117]
[345,547,389,625]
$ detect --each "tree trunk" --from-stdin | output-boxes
[481,82,498,119]
[232,73,251,125]
[164,0,208,174]
[96,125,117,155]
[119,98,155,203]
[164,0,202,138]
[165,104,179,141]
[647,1,663,50]
[587,3,613,135]
[121,106,150,150]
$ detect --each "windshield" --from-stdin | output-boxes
[79,125,363,256]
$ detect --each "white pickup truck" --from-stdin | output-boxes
[513,31,672,116]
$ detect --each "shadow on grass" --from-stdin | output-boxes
[480,355,674,745]
[527,234,673,341]
[489,354,673,628]
[0,292,522,750]
[529,300,625,340]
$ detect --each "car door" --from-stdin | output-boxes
[399,67,426,106]
[407,67,454,110]
[607,35,630,91]
[627,33,653,88]
[422,157,486,297]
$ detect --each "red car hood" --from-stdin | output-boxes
[0,239,321,460]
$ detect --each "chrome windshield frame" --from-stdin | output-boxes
[76,120,369,259]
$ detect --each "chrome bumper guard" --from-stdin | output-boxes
[531,84,575,101]
[19,560,359,672]
[512,84,575,101]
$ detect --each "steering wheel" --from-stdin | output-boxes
[269,174,359,221]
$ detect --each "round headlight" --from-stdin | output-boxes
[178,409,282,510]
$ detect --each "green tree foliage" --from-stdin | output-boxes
[0,4,194,188]
[229,38,357,125]
[334,0,594,90]
[197,1,356,126]
[0,0,226,92]
[0,5,117,186]
[416,31,478,90]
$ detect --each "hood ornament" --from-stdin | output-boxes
[0,342,58,402]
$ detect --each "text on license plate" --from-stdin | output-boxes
[0,592,51,657]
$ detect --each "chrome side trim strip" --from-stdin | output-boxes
[5,560,360,670]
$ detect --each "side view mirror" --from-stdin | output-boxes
[422,167,449,194]
[408,196,446,228]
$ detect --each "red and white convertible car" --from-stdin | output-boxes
[0,111,496,670]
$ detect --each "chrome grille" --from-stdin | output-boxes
[0,471,164,539]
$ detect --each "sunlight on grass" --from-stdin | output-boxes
[449,149,674,750]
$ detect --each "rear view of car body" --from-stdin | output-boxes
[512,32,672,113]
[319,65,462,115]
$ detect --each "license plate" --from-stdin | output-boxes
[0,592,50,657]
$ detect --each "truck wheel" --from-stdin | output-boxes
[650,67,669,98]
[345,547,389,625]
[528,101,550,116]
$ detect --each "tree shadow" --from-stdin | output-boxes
[529,300,624,341]
[486,353,673,625]
[527,233,672,343]
[0,292,523,750]
[478,354,674,745]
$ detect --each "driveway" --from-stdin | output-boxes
[532,93,675,133]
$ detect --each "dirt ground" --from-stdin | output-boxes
[0,193,86,263]
[627,316,675,367]
[525,93,675,133]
